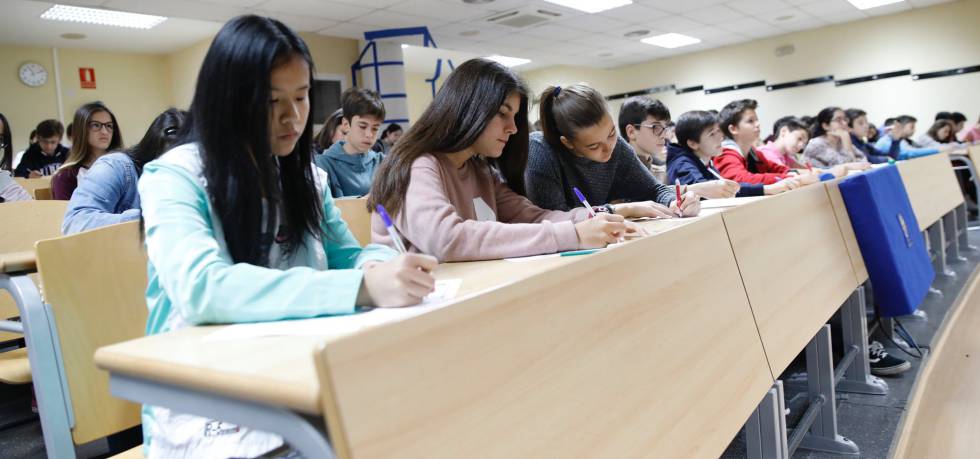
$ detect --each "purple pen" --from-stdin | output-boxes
[376,204,407,253]
[573,187,598,218]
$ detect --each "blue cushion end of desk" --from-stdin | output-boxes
[839,166,935,317]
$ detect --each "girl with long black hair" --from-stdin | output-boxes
[138,15,436,457]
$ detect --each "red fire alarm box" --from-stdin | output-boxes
[79,67,96,89]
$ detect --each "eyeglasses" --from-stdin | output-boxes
[633,122,667,136]
[831,116,849,124]
[88,121,115,132]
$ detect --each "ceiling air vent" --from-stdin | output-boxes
[485,7,563,28]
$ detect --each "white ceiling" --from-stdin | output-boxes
[1,0,957,70]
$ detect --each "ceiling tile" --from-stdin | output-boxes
[520,22,591,40]
[862,1,913,16]
[656,15,710,32]
[796,0,863,16]
[722,0,791,15]
[103,0,244,23]
[316,21,373,39]
[682,4,745,24]
[386,0,493,22]
[257,0,374,21]
[598,3,672,23]
[554,13,631,33]
[248,8,339,31]
[349,8,450,28]
[638,0,731,14]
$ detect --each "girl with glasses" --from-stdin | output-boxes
[52,101,123,200]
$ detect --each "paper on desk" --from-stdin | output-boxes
[203,279,462,341]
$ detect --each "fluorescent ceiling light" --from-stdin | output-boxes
[846,0,904,9]
[641,33,701,49]
[41,4,167,29]
[486,55,531,67]
[401,44,409,48]
[544,0,632,14]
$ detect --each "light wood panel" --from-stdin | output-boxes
[316,215,773,459]
[35,221,148,444]
[0,200,68,273]
[824,178,869,283]
[892,266,980,459]
[897,153,964,230]
[334,198,371,247]
[0,348,31,384]
[13,176,52,196]
[33,187,52,200]
[722,184,860,375]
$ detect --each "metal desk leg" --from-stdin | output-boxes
[943,211,965,263]
[745,381,789,459]
[0,274,76,459]
[793,325,859,455]
[837,287,888,395]
[109,373,335,459]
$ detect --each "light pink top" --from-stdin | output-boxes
[757,141,803,168]
[371,154,588,262]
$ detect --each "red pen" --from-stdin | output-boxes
[674,178,684,217]
[806,161,813,173]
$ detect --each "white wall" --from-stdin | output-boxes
[521,0,980,138]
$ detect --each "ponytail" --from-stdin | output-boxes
[537,83,608,153]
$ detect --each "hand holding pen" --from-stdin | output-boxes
[358,205,438,308]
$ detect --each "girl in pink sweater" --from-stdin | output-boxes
[367,58,633,262]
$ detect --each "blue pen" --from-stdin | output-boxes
[376,204,407,254]
[573,187,597,217]
[560,249,600,257]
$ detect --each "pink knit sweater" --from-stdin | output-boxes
[370,154,588,262]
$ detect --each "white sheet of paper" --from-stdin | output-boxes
[204,279,462,341]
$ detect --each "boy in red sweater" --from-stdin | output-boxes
[715,99,815,187]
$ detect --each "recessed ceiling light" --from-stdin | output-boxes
[641,33,701,49]
[401,44,409,48]
[623,29,649,38]
[41,4,167,29]
[60,33,86,40]
[846,0,904,10]
[485,54,531,67]
[459,30,480,37]
[543,0,632,14]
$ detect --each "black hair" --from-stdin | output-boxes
[883,117,896,126]
[719,99,758,139]
[895,115,917,125]
[766,115,807,142]
[184,15,321,266]
[811,106,843,138]
[126,108,187,176]
[341,87,385,122]
[539,83,608,152]
[36,119,64,139]
[845,108,867,128]
[617,96,671,137]
[0,113,11,171]
[951,112,967,124]
[381,123,402,139]
[675,110,720,149]
[935,111,952,121]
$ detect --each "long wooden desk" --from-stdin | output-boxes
[897,153,963,232]
[96,214,773,458]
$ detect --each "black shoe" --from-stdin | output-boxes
[869,341,911,376]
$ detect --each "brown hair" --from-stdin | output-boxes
[538,83,607,152]
[314,108,343,151]
[367,58,529,217]
[341,87,385,122]
[926,119,955,143]
[61,101,123,171]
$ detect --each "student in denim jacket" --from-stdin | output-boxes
[62,108,186,234]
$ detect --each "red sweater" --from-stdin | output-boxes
[715,143,790,185]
